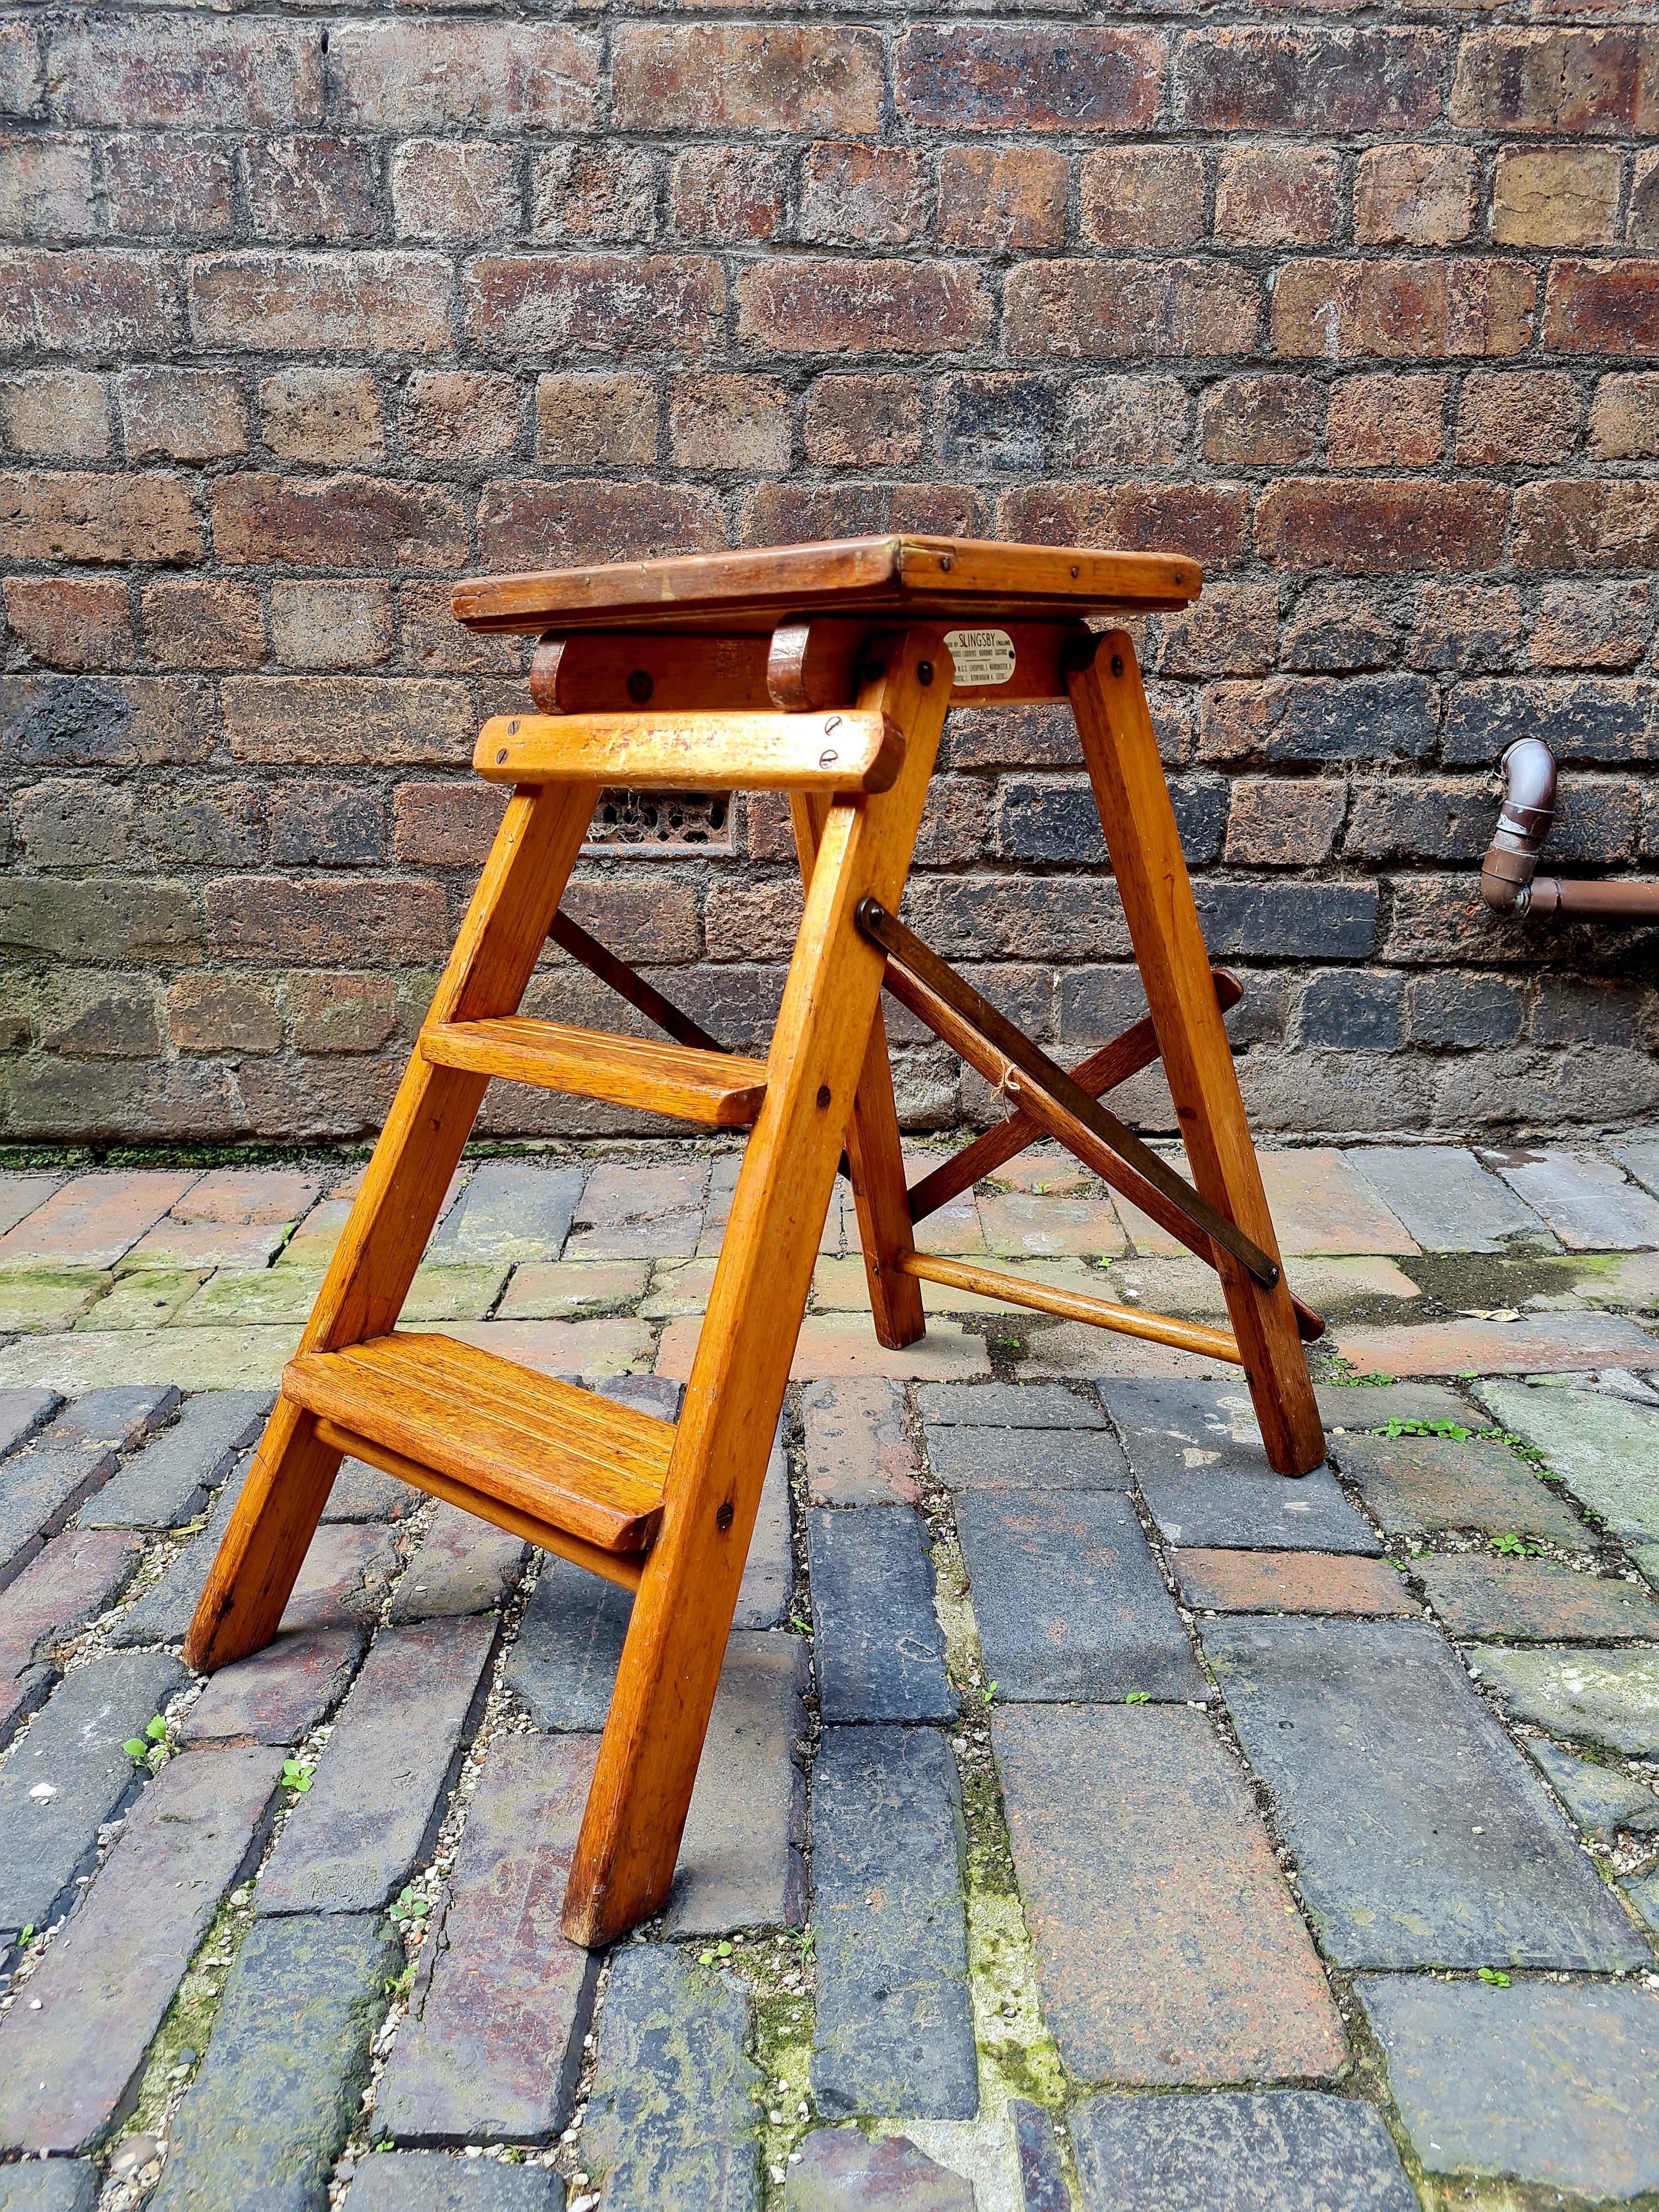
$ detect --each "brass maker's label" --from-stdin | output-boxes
[944,628,1016,687]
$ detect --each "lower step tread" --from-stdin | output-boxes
[421,1017,769,1128]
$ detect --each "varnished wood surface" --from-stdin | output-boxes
[422,1017,769,1127]
[475,707,906,792]
[454,535,1202,635]
[895,1252,1244,1365]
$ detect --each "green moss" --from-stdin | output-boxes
[121,1893,251,2138]
[726,1933,818,2208]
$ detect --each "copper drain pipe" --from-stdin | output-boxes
[1481,738,1659,922]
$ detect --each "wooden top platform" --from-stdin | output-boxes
[452,534,1203,636]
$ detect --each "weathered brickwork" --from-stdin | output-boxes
[2,6,1658,1142]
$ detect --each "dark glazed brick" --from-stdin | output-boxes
[187,1627,365,1748]
[1174,27,1445,131]
[267,781,384,867]
[0,1389,60,1458]
[582,1945,761,2210]
[1359,1978,1659,2202]
[807,1506,955,1724]
[1297,971,1406,1051]
[0,2167,98,2212]
[376,1734,600,2145]
[1204,1616,1650,1970]
[347,2158,565,2210]
[1190,882,1378,961]
[1524,1737,1659,1842]
[0,1527,142,1745]
[995,1705,1344,2086]
[1407,974,1524,1049]
[255,1616,496,1915]
[1208,675,1438,764]
[1330,1431,1592,1548]
[897,27,1164,132]
[389,1502,527,1622]
[811,1726,977,2121]
[0,1746,281,2154]
[1418,1555,1659,1640]
[82,1389,270,1528]
[918,1382,1105,1428]
[1073,2091,1415,2212]
[957,1489,1205,1702]
[1011,2101,1070,2212]
[924,1425,1128,1491]
[788,2131,974,2208]
[503,1569,625,1728]
[937,375,1058,475]
[149,1913,400,2212]
[1443,677,1653,765]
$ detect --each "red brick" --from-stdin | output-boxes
[1006,259,1259,359]
[1172,1549,1413,1615]
[0,22,38,117]
[744,792,794,865]
[1512,478,1659,570]
[143,580,264,671]
[1224,780,1348,867]
[1544,259,1659,355]
[1588,373,1659,458]
[1449,27,1659,134]
[244,135,380,241]
[270,581,392,672]
[1151,583,1278,679]
[1079,148,1204,249]
[477,478,724,571]
[400,583,522,677]
[532,144,655,244]
[736,259,991,355]
[189,252,451,354]
[41,14,323,128]
[0,134,95,238]
[742,481,981,547]
[669,148,785,244]
[803,376,922,467]
[614,25,879,132]
[206,876,448,964]
[259,368,383,465]
[1530,583,1652,670]
[1326,374,1448,468]
[0,370,108,460]
[329,22,599,131]
[1068,377,1188,469]
[1199,376,1322,466]
[1215,146,1338,246]
[1271,258,1535,358]
[3,578,131,672]
[896,25,1164,131]
[669,374,791,472]
[1353,145,1476,246]
[0,473,201,566]
[167,975,282,1056]
[392,139,516,244]
[1630,149,1659,247]
[1406,583,1523,674]
[118,368,247,462]
[104,134,232,238]
[393,782,510,868]
[1175,27,1446,132]
[402,370,521,464]
[800,142,927,249]
[999,482,1249,568]
[223,676,471,765]
[1279,588,1396,675]
[1255,479,1508,572]
[465,253,724,353]
[211,475,466,570]
[937,146,1066,252]
[1494,148,1620,248]
[0,249,178,355]
[1455,371,1580,466]
[289,973,400,1054]
[533,372,655,468]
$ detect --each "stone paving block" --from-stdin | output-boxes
[0,1647,185,1944]
[581,1160,708,1224]
[0,1386,59,1457]
[173,1167,323,1227]
[0,1173,60,1240]
[917,1382,1105,1427]
[1,1437,122,1590]
[0,2164,97,2212]
[390,1503,527,1622]
[924,1424,1130,1492]
[1626,1865,1659,1935]
[375,1733,601,2145]
[505,1556,631,1731]
[496,1259,648,1319]
[1474,1644,1659,1755]
[1419,1554,1659,1640]
[568,1209,703,1261]
[582,1944,761,2211]
[1359,1976,1659,2202]
[958,1489,1205,1703]
[1257,1149,1419,1255]
[426,1163,586,1265]
[75,1266,210,1331]
[177,1266,324,1328]
[1171,1548,1414,1616]
[187,1626,366,1747]
[786,2130,974,2210]
[1011,2098,1070,2212]
[665,1632,808,1937]
[810,1725,977,2121]
[1330,1430,1592,1548]
[149,1910,400,2212]
[1071,2091,1416,2212]
[735,1425,791,1631]
[1638,1543,1659,1592]
[1110,1252,1423,1324]
[1337,1308,1659,1376]
[979,1192,1128,1259]
[1571,1249,1659,1309]
[596,1372,686,1421]
[804,1378,922,1506]
[1611,1135,1659,1198]
[994,1704,1344,2087]
[324,1455,419,1522]
[49,1385,179,1449]
[81,1390,271,1529]
[255,1615,498,1916]
[0,1527,143,1743]
[0,1744,283,2153]
[119,1493,400,1648]
[123,1220,292,1269]
[906,1184,986,1259]
[400,1265,511,1323]
[346,2154,565,2210]
[1204,1616,1649,1970]
[808,1506,955,1724]
[1102,1380,1379,1554]
[659,1314,992,1384]
[1522,1736,1659,1842]
[642,1256,717,1317]
[0,1272,108,1335]
[1477,1379,1659,1541]
[1488,1146,1659,1250]
[274,1197,354,1267]
[0,1172,200,1269]
[1313,1381,1477,1430]
[443,1317,653,1380]
[1347,1146,1553,1254]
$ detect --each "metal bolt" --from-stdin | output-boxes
[716,1501,734,1532]
[506,720,519,736]
[495,749,509,765]
[819,751,839,769]
[627,669,653,704]
[917,661,934,686]
[940,554,952,571]
[1070,565,1080,578]
[816,1085,832,1109]
[1111,653,1125,678]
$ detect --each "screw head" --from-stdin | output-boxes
[626,669,653,704]
[495,749,509,765]
[816,1084,832,1109]
[940,554,952,571]
[1111,653,1125,678]
[506,720,519,736]
[917,660,934,686]
[715,1500,734,1532]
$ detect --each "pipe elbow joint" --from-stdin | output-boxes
[1480,737,1558,916]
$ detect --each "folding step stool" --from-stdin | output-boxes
[185,535,1325,1948]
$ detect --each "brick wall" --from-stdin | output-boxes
[2,8,1657,1147]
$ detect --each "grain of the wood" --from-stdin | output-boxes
[475,708,906,792]
[561,627,952,1946]
[311,1418,645,1594]
[1069,635,1324,1476]
[183,780,599,1674]
[894,1252,1244,1364]
[548,907,730,1055]
[422,1017,768,1127]
[531,631,777,714]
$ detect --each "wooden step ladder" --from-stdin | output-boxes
[184,534,1326,1949]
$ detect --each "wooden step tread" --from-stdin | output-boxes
[420,1018,768,1128]
[284,1332,672,1555]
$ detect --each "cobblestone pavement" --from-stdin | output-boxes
[0,1136,1656,2209]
